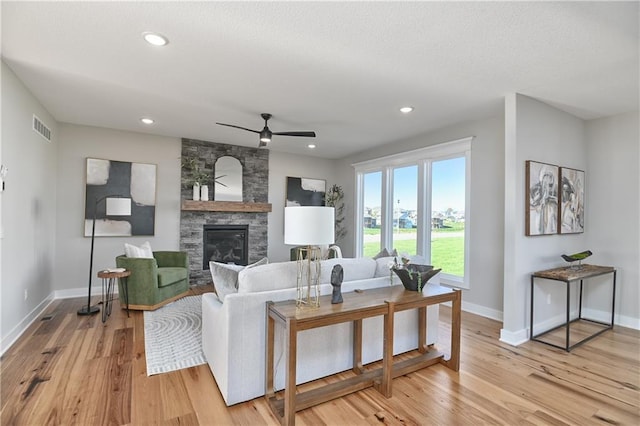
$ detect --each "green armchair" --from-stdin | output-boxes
[115,251,190,310]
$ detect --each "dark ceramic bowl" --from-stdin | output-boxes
[392,264,442,291]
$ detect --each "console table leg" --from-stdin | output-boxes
[353,319,364,374]
[284,318,297,426]
[418,307,427,353]
[442,290,461,371]
[378,302,395,398]
[265,303,275,399]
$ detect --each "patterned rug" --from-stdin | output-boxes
[143,295,206,375]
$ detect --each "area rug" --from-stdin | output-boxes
[144,295,206,376]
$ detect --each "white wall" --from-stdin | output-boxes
[502,93,588,345]
[267,151,338,262]
[585,111,639,329]
[54,124,182,296]
[1,62,58,352]
[343,115,506,319]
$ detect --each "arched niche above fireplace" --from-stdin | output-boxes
[214,156,243,201]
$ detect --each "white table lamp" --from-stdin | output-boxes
[284,206,335,308]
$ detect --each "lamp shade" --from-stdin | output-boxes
[284,206,334,245]
[106,197,132,216]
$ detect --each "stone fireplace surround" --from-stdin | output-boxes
[180,138,270,286]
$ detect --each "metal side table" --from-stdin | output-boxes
[530,264,616,351]
[97,269,132,323]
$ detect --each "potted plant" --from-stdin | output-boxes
[390,256,441,292]
[182,158,211,200]
[325,184,346,242]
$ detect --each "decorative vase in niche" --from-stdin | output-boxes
[200,185,209,201]
[192,183,200,201]
[391,264,442,292]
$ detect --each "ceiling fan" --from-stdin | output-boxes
[216,113,316,147]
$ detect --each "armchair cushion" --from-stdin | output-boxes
[157,267,189,288]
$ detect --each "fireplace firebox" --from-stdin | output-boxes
[203,225,249,269]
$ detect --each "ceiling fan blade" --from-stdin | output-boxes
[272,131,316,138]
[216,122,260,134]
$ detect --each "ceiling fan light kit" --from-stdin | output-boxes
[217,113,316,148]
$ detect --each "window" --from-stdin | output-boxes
[392,165,418,256]
[354,137,472,288]
[362,171,382,257]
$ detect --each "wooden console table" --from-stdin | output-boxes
[265,284,461,426]
[530,264,616,352]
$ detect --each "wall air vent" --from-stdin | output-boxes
[32,114,52,142]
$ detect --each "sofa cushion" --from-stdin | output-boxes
[211,258,269,300]
[237,261,299,293]
[320,258,376,284]
[157,267,188,288]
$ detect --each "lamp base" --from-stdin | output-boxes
[77,305,100,315]
[295,246,321,309]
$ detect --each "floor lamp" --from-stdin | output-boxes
[78,195,132,315]
[284,206,334,308]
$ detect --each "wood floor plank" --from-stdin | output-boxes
[1,285,638,425]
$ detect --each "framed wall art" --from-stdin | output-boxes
[559,167,585,234]
[525,160,558,236]
[286,176,326,206]
[84,158,157,236]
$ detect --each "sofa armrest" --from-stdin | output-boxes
[153,251,188,268]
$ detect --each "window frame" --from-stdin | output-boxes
[353,136,473,289]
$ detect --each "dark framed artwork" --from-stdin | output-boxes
[84,158,157,236]
[286,177,326,206]
[525,160,558,236]
[559,167,585,234]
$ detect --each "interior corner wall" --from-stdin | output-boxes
[54,124,182,295]
[267,151,339,262]
[1,61,58,351]
[502,93,588,345]
[585,111,639,329]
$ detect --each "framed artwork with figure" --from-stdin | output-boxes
[525,160,558,236]
[559,167,585,234]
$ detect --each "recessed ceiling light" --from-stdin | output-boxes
[400,106,414,114]
[140,117,154,125]
[143,32,169,46]
[307,144,316,149]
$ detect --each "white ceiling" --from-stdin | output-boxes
[2,1,638,159]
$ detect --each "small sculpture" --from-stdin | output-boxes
[561,250,592,270]
[331,264,344,304]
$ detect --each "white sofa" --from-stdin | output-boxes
[202,256,440,406]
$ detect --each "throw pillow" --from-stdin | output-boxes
[210,262,245,301]
[210,257,269,301]
[124,241,153,258]
[372,248,398,259]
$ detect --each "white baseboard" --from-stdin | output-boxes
[499,328,529,346]
[0,294,55,357]
[1,286,120,357]
[54,285,117,299]
[461,300,503,322]
[582,307,639,330]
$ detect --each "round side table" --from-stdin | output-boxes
[97,269,132,323]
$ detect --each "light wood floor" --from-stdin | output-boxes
[1,285,638,425]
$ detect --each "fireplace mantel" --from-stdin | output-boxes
[181,200,272,213]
